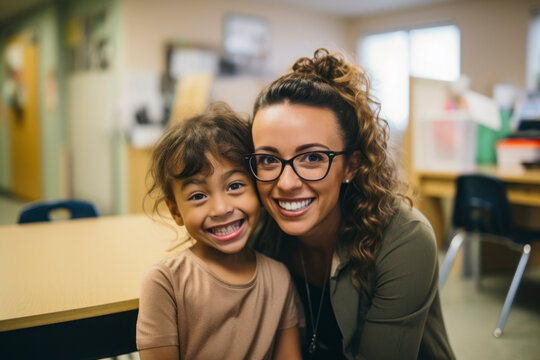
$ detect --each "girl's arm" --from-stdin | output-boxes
[273,326,302,360]
[137,264,180,357]
[139,346,179,360]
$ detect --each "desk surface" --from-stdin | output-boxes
[0,214,188,332]
[416,166,540,206]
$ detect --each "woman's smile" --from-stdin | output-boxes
[276,198,314,216]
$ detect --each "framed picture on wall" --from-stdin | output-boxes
[222,13,270,75]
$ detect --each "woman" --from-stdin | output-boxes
[246,49,455,359]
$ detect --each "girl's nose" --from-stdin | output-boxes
[209,194,233,217]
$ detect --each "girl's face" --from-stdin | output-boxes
[166,153,260,256]
[252,103,355,243]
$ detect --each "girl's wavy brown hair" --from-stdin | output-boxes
[146,102,253,217]
[251,48,410,290]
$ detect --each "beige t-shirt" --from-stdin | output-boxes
[136,248,297,359]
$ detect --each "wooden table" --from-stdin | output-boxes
[415,166,540,266]
[0,214,188,358]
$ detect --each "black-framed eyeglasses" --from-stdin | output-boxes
[245,150,347,182]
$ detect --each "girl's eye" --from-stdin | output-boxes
[228,182,245,191]
[188,193,206,201]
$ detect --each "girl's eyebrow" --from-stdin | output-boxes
[222,169,247,180]
[180,169,246,190]
[180,177,205,190]
[254,143,330,153]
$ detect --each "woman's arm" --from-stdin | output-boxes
[139,346,179,360]
[273,326,302,360]
[358,219,442,359]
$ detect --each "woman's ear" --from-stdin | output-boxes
[165,198,184,226]
[344,150,361,183]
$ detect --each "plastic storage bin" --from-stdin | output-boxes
[416,110,477,171]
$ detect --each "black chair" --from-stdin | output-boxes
[438,174,539,337]
[18,199,100,224]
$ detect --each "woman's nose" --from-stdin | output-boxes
[276,163,303,191]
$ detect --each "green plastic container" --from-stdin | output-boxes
[476,109,512,165]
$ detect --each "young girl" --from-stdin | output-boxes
[136,103,300,360]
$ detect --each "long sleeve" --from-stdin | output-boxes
[358,220,438,359]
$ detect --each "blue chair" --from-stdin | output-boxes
[439,174,539,337]
[18,199,100,224]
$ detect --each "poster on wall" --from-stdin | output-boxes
[66,9,112,73]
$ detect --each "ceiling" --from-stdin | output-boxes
[0,0,455,26]
[268,0,455,17]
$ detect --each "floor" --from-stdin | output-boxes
[2,194,539,359]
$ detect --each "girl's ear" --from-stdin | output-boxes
[344,150,361,183]
[165,198,184,226]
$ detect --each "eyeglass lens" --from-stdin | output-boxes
[250,152,331,181]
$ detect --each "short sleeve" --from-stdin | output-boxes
[136,263,179,350]
[279,273,299,330]
[359,220,439,359]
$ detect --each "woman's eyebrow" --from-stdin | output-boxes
[254,145,279,153]
[254,143,330,153]
[296,143,330,152]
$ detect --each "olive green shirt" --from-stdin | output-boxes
[328,201,455,359]
[259,201,455,359]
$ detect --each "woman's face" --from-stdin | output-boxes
[252,103,354,242]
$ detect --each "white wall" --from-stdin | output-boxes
[122,0,351,75]
[349,0,540,96]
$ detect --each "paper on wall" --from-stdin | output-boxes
[464,90,501,130]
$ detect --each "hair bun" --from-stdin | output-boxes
[291,48,346,84]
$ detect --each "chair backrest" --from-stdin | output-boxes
[452,174,514,237]
[18,199,100,224]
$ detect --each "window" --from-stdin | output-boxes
[359,25,460,131]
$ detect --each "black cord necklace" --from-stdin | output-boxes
[299,250,330,355]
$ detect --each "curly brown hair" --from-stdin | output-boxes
[251,49,410,290]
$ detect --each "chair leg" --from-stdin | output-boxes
[493,244,531,338]
[439,230,465,288]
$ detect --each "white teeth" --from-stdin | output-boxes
[278,199,313,211]
[210,221,241,236]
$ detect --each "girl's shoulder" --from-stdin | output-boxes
[254,251,291,280]
[142,248,198,284]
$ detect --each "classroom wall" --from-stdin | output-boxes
[122,0,351,75]
[349,0,540,96]
[62,0,125,215]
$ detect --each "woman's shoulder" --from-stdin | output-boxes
[378,200,437,258]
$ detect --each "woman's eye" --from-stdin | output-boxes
[304,152,324,162]
[188,193,206,201]
[228,182,245,191]
[259,155,279,165]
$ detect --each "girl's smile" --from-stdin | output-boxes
[206,218,246,241]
